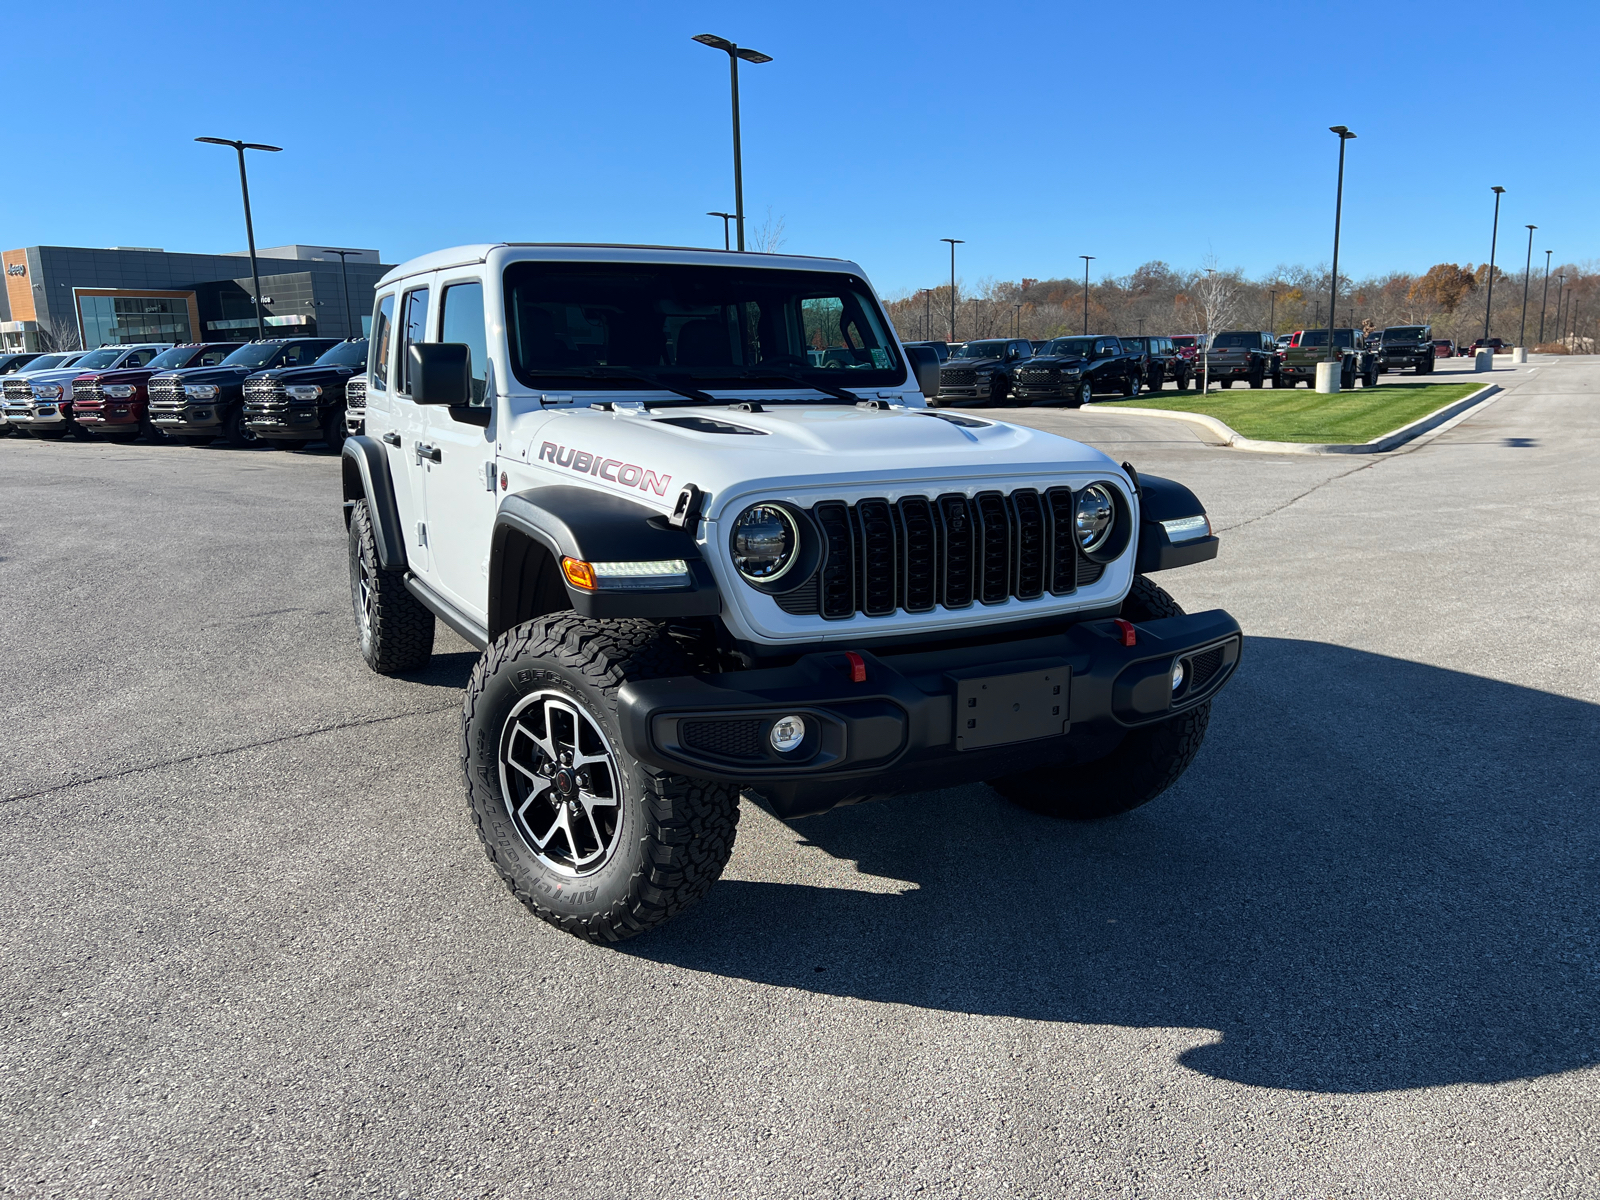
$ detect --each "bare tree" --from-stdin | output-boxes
[34,314,83,353]
[750,208,786,254]
[1190,257,1241,392]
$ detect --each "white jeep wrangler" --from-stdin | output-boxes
[341,243,1240,942]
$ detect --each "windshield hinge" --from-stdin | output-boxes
[729,402,764,413]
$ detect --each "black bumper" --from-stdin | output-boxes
[617,609,1242,818]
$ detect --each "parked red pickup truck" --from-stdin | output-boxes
[72,342,241,439]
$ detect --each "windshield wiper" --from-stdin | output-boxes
[726,368,864,404]
[519,366,719,406]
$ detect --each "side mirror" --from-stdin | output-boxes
[905,345,941,399]
[409,342,471,405]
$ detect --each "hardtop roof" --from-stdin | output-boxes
[377,243,865,289]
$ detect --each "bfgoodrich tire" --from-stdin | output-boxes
[461,615,741,943]
[348,499,435,673]
[988,576,1212,820]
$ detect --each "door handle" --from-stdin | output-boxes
[381,431,402,446]
[416,442,442,465]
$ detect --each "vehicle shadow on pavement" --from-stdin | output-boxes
[625,637,1600,1094]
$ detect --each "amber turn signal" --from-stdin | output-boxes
[561,557,597,590]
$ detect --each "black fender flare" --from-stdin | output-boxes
[1133,474,1220,573]
[489,485,721,638]
[340,435,406,571]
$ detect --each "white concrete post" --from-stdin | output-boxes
[1315,362,1341,393]
[1474,349,1493,371]
[1510,347,1528,363]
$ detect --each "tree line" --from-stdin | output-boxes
[886,258,1599,352]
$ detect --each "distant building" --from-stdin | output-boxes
[0,244,392,351]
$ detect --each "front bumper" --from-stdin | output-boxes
[344,407,366,435]
[72,407,138,428]
[617,609,1241,817]
[245,401,322,437]
[3,406,67,428]
[149,404,222,432]
[936,384,992,401]
[1378,352,1428,368]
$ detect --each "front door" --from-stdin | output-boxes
[419,275,497,624]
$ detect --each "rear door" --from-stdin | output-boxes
[385,283,436,577]
[419,271,497,622]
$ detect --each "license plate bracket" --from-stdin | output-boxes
[947,660,1070,751]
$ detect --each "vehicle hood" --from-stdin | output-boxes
[12,367,90,386]
[509,402,1124,519]
[1022,354,1087,368]
[94,366,158,384]
[941,356,1003,369]
[151,364,259,384]
[249,364,361,384]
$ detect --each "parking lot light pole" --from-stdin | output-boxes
[970,298,981,337]
[321,249,360,338]
[1539,250,1552,343]
[1326,126,1356,364]
[1519,225,1536,348]
[941,239,963,341]
[1269,289,1278,333]
[1554,273,1566,347]
[706,211,735,251]
[1079,256,1094,335]
[691,35,772,251]
[1483,186,1505,344]
[196,136,282,340]
[1014,303,1022,337]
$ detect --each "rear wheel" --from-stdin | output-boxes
[1147,364,1163,393]
[988,577,1211,820]
[1248,368,1264,389]
[461,615,741,943]
[348,499,435,674]
[1220,378,1234,389]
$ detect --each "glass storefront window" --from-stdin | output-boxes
[78,294,194,346]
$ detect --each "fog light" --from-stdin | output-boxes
[769,715,806,754]
[1171,661,1186,693]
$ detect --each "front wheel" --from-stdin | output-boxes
[222,404,258,448]
[1070,380,1092,408]
[348,499,435,673]
[986,378,1011,407]
[321,404,348,450]
[461,615,741,942]
[1122,371,1140,397]
[989,577,1211,819]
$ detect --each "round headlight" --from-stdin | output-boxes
[731,504,798,583]
[1075,484,1115,551]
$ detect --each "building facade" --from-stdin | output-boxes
[0,244,391,351]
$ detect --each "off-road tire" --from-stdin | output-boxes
[1220,378,1234,388]
[461,614,741,943]
[989,576,1211,819]
[348,499,434,673]
[1248,366,1264,388]
[1147,364,1164,393]
[222,404,257,449]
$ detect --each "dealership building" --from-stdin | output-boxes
[0,244,393,352]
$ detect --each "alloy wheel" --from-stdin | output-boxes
[499,690,625,876]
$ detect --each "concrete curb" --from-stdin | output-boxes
[1087,382,1503,455]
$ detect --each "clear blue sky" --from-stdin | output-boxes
[4,0,1594,295]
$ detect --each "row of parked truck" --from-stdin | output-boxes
[0,338,369,447]
[910,324,1445,407]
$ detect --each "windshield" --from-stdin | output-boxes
[1383,327,1429,342]
[1170,336,1197,348]
[1120,338,1148,352]
[220,343,287,369]
[1042,338,1095,357]
[950,340,1009,360]
[27,354,71,370]
[147,346,200,369]
[1210,333,1255,349]
[1295,330,1359,348]
[503,262,903,393]
[73,349,124,370]
[314,340,369,368]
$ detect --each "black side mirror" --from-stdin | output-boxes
[409,342,471,405]
[905,345,941,399]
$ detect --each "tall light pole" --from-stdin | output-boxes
[691,34,772,252]
[1519,224,1537,348]
[970,297,981,337]
[1269,288,1278,333]
[1326,126,1356,363]
[941,238,963,341]
[196,136,282,340]
[707,211,735,251]
[1079,255,1094,335]
[1013,303,1022,338]
[1483,185,1505,344]
[320,249,361,338]
[1555,272,1566,347]
[1538,250,1553,343]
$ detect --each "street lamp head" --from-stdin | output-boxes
[1329,125,1356,139]
[196,136,281,153]
[692,33,735,52]
[1526,224,1537,231]
[1491,186,1506,195]
[941,238,964,246]
[734,47,772,64]
[242,143,282,153]
[194,136,237,147]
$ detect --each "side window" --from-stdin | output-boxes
[370,294,396,391]
[440,281,488,406]
[398,287,430,396]
[199,348,228,367]
[123,349,154,367]
[282,343,314,366]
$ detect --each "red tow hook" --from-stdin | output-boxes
[844,651,867,683]
[1112,619,1138,647]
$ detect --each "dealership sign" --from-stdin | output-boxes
[5,263,24,277]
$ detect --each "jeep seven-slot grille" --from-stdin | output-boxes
[776,488,1106,620]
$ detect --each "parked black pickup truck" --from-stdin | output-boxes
[1376,325,1435,374]
[243,338,369,448]
[1012,336,1143,406]
[149,338,340,446]
[934,338,1035,406]
[1116,335,1184,392]
[1202,330,1280,388]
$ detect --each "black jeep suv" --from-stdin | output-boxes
[1377,325,1435,374]
[934,338,1034,406]
[149,338,340,447]
[1203,331,1280,388]
[1013,336,1144,406]
[243,338,370,448]
[1116,335,1183,393]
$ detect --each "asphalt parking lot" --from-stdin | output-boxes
[2,357,1597,1199]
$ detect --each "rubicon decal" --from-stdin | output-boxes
[538,442,671,495]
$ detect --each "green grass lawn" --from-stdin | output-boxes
[1094,381,1484,443]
